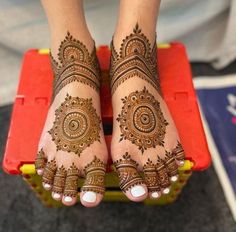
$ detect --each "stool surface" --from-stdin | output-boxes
[2,43,211,174]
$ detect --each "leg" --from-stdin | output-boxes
[110,0,185,201]
[35,0,108,207]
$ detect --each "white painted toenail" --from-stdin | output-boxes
[163,188,170,194]
[37,169,43,175]
[130,185,146,197]
[151,192,160,198]
[171,175,178,182]
[53,193,61,199]
[64,196,73,202]
[179,160,185,166]
[82,191,97,203]
[43,183,51,189]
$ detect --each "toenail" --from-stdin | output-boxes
[37,169,43,175]
[179,160,185,166]
[64,196,73,202]
[151,192,160,198]
[82,191,97,203]
[163,187,170,194]
[130,185,146,197]
[43,183,51,189]
[53,193,61,199]
[171,175,178,182]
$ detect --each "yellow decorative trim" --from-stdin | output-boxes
[157,43,171,49]
[38,49,49,54]
[179,160,194,171]
[20,164,36,174]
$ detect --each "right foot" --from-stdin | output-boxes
[35,32,108,207]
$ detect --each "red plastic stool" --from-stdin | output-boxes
[2,43,211,206]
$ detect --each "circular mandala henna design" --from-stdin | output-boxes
[117,87,168,153]
[49,94,101,155]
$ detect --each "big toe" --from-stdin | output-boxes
[80,157,106,207]
[113,153,148,202]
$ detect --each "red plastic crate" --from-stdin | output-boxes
[2,43,211,175]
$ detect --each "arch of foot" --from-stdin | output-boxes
[110,24,186,201]
[35,32,107,206]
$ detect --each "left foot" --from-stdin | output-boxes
[110,24,185,201]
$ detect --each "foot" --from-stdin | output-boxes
[110,24,185,201]
[35,32,108,207]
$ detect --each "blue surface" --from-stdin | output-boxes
[197,86,236,193]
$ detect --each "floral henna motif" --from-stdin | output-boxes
[52,166,67,194]
[42,159,57,185]
[143,159,161,193]
[64,163,79,197]
[50,32,101,99]
[156,157,170,189]
[164,151,178,177]
[110,23,160,95]
[117,87,168,153]
[49,94,101,156]
[113,152,144,192]
[35,149,47,170]
[173,141,185,162]
[81,157,106,194]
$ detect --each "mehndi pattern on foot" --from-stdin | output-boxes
[49,94,101,156]
[113,152,144,192]
[81,156,106,194]
[52,166,67,196]
[116,87,168,153]
[143,159,161,194]
[173,141,185,165]
[110,23,160,95]
[50,32,101,99]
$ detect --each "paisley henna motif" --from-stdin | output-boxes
[35,149,47,170]
[143,159,161,193]
[49,94,101,156]
[113,152,144,192]
[64,163,79,197]
[52,166,67,194]
[81,157,106,194]
[50,32,101,99]
[117,87,168,153]
[42,159,57,185]
[110,23,160,95]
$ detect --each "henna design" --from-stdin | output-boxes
[49,94,101,156]
[35,149,46,170]
[52,166,67,194]
[64,163,79,197]
[164,151,178,177]
[173,141,185,162]
[81,157,106,194]
[117,87,168,153]
[143,159,161,193]
[42,159,57,185]
[110,23,160,95]
[156,157,170,189]
[113,152,144,192]
[50,32,101,99]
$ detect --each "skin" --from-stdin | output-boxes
[36,0,185,207]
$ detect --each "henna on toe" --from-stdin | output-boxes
[35,149,47,175]
[173,141,185,166]
[42,159,57,189]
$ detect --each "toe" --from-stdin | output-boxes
[143,159,162,199]
[80,157,106,207]
[157,159,171,194]
[164,151,179,182]
[42,158,57,190]
[35,149,47,175]
[113,153,148,202]
[62,163,79,206]
[51,166,67,201]
[173,141,185,166]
